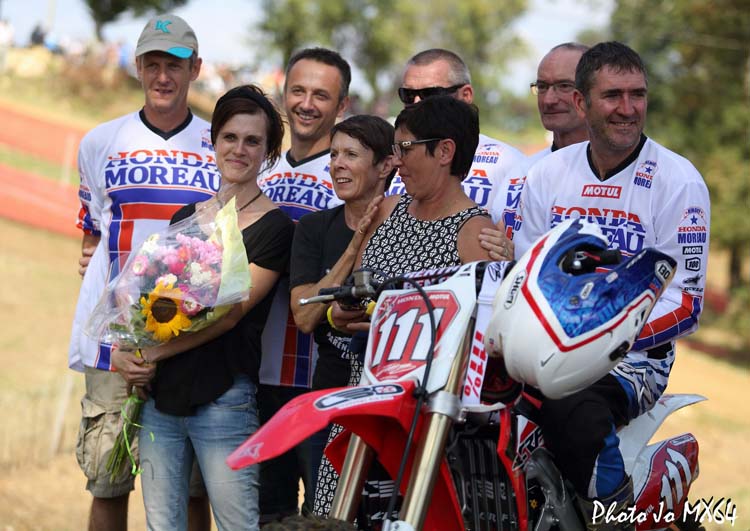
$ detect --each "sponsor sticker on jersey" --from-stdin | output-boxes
[473,146,500,165]
[581,184,622,199]
[259,169,339,221]
[685,257,701,271]
[633,159,656,189]
[499,176,526,238]
[201,128,213,151]
[462,168,492,207]
[79,185,92,202]
[677,206,708,245]
[551,206,646,255]
[104,149,220,193]
[682,246,703,255]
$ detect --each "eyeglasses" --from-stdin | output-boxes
[530,80,577,95]
[391,138,442,159]
[397,84,466,105]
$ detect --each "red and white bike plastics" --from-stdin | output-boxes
[227,261,703,531]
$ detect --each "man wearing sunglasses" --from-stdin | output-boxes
[491,42,589,238]
[388,49,524,262]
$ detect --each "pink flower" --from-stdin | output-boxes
[162,248,187,275]
[132,255,149,276]
[179,289,204,316]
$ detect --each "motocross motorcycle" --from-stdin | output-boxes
[227,219,704,531]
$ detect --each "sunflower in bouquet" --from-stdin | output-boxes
[86,197,251,481]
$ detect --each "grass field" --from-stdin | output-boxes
[0,217,747,530]
[0,218,149,529]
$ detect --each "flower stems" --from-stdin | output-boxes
[105,392,145,483]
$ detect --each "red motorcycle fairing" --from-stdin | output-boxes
[229,378,465,529]
[634,434,700,530]
[227,381,418,470]
[495,408,533,531]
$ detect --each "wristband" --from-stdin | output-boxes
[327,305,347,334]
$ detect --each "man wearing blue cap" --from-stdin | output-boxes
[69,13,215,531]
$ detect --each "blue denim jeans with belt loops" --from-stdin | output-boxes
[140,375,260,531]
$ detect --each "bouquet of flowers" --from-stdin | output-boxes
[86,195,251,481]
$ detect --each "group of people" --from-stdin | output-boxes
[67,11,710,531]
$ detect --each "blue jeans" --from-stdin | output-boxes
[140,376,260,531]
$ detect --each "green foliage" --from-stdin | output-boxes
[414,0,527,114]
[610,0,750,348]
[253,0,528,118]
[84,0,189,40]
[610,1,750,260]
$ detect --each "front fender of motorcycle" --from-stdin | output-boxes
[227,381,419,470]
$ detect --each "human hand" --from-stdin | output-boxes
[351,195,383,248]
[78,247,95,277]
[479,221,514,261]
[330,301,371,333]
[111,346,156,387]
[133,386,150,401]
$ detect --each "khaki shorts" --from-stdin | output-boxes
[75,367,206,498]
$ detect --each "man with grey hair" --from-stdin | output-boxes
[533,42,589,150]
[388,48,524,261]
[491,42,589,237]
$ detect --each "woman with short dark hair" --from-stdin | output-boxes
[315,97,496,516]
[113,84,294,530]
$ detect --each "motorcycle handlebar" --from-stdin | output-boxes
[299,270,379,306]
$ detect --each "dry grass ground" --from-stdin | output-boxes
[0,218,747,530]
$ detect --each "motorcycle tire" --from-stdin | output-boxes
[670,516,707,531]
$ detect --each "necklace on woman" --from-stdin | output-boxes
[236,189,263,212]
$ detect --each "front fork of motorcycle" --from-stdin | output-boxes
[329,433,375,521]
[330,317,476,530]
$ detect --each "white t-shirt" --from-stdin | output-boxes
[68,111,218,371]
[513,137,710,414]
[258,150,343,388]
[387,133,526,211]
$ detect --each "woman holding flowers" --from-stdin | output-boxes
[112,85,294,531]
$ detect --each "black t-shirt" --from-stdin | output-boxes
[153,204,294,416]
[289,204,356,389]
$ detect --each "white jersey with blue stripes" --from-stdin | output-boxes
[68,111,218,371]
[513,137,710,415]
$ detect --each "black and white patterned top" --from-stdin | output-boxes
[361,194,489,279]
[312,194,488,518]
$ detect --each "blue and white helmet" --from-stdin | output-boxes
[484,218,676,399]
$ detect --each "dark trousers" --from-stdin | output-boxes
[538,374,630,497]
[257,384,327,521]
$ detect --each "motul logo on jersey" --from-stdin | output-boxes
[581,184,622,198]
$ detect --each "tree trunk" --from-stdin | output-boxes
[729,244,743,290]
